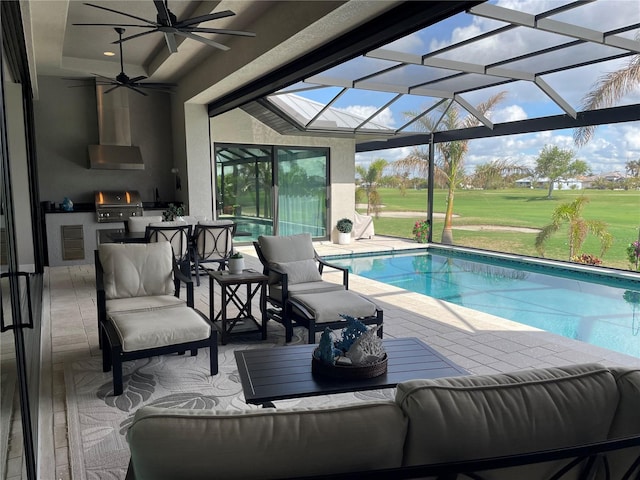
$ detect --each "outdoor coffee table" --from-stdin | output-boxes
[234,337,468,405]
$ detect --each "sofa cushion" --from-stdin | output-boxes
[105,295,186,316]
[268,280,344,303]
[396,363,618,476]
[99,242,174,300]
[127,401,407,480]
[270,259,322,285]
[110,307,211,352]
[289,290,378,323]
[258,233,316,284]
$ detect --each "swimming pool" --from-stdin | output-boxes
[327,248,640,359]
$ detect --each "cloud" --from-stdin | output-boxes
[492,105,528,123]
[339,105,395,128]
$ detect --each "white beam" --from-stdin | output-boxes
[454,95,493,130]
[535,77,577,119]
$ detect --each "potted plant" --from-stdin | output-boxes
[228,251,245,274]
[163,203,185,221]
[336,218,353,245]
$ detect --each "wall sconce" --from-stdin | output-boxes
[171,167,181,191]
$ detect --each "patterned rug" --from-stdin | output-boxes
[64,327,395,480]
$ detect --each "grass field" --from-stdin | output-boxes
[361,187,640,270]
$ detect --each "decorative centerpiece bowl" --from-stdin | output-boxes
[312,316,387,380]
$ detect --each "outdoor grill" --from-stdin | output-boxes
[94,190,143,223]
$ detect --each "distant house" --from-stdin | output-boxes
[515,177,583,189]
[578,171,626,188]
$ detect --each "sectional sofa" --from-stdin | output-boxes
[125,363,640,479]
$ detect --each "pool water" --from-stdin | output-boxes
[328,250,640,359]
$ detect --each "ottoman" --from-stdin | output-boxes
[285,290,383,343]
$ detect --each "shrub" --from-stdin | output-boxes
[571,253,602,266]
[336,218,353,233]
[412,219,431,243]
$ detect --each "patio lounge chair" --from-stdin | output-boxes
[96,242,217,395]
[254,233,383,343]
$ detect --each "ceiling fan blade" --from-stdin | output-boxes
[188,27,256,37]
[91,72,118,82]
[134,82,177,88]
[126,84,148,96]
[175,11,236,28]
[114,30,158,45]
[176,31,230,51]
[103,84,122,94]
[128,76,148,83]
[73,23,153,28]
[83,3,157,26]
[153,0,173,25]
[163,32,179,53]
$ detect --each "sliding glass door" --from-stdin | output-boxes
[214,143,329,242]
[277,148,327,237]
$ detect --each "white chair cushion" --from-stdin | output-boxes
[128,216,163,233]
[258,233,315,262]
[271,259,322,284]
[106,295,186,315]
[289,290,377,323]
[269,281,344,303]
[99,242,174,300]
[110,307,211,352]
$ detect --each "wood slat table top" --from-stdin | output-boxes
[234,337,468,405]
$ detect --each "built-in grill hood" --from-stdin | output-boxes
[88,85,144,170]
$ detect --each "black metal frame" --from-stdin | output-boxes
[267,433,640,480]
[191,222,236,286]
[144,224,193,277]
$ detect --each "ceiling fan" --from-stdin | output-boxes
[73,1,256,53]
[76,27,177,96]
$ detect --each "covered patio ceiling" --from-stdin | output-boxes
[221,0,640,151]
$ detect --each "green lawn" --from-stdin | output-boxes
[362,187,640,270]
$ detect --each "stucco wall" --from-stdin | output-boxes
[209,109,356,241]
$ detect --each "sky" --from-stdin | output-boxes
[283,0,640,177]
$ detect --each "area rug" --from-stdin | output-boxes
[64,328,395,480]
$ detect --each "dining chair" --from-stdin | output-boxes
[145,222,193,276]
[191,221,236,286]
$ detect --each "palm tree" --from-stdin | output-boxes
[535,196,613,260]
[356,158,388,216]
[574,32,640,146]
[626,159,640,178]
[394,92,507,244]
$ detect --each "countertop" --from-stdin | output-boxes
[42,202,180,214]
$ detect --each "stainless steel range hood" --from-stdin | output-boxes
[88,85,144,170]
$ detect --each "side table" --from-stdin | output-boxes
[208,268,268,345]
